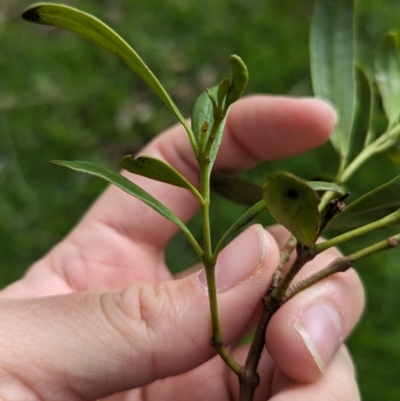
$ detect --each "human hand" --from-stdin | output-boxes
[0,96,363,400]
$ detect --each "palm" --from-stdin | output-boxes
[0,97,359,401]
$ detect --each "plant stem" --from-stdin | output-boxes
[198,112,241,375]
[278,235,298,271]
[271,235,297,287]
[201,176,212,256]
[200,174,240,373]
[340,124,400,184]
[286,233,400,301]
[315,209,400,253]
[272,243,316,299]
[237,125,400,400]
[203,258,242,374]
[318,124,400,213]
[318,190,337,212]
[238,241,314,401]
[239,293,282,401]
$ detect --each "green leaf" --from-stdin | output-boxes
[191,86,227,165]
[388,143,400,164]
[263,172,321,247]
[50,160,202,254]
[211,174,344,206]
[217,78,231,109]
[22,3,193,146]
[374,33,400,126]
[121,155,202,201]
[357,65,373,143]
[210,174,263,206]
[308,181,346,194]
[225,55,249,108]
[191,86,218,150]
[207,114,228,171]
[213,200,266,258]
[310,0,356,162]
[327,174,400,230]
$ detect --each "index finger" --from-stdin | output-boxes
[74,95,337,248]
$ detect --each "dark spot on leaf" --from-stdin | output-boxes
[286,188,299,199]
[201,122,209,135]
[22,8,42,23]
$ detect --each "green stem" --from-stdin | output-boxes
[203,259,242,374]
[286,233,400,301]
[318,190,337,213]
[198,124,241,375]
[340,124,400,184]
[315,209,400,254]
[319,124,400,213]
[337,154,347,181]
[200,173,213,257]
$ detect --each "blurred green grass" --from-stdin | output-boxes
[1,0,400,399]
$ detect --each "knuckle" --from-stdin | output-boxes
[116,283,179,342]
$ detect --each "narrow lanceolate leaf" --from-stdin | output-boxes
[374,33,400,126]
[210,174,263,206]
[50,160,201,253]
[310,0,356,162]
[213,200,266,258]
[121,155,202,202]
[263,172,321,247]
[22,3,193,147]
[356,65,377,146]
[328,174,400,230]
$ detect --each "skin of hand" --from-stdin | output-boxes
[0,95,364,401]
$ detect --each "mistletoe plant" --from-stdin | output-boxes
[22,1,400,400]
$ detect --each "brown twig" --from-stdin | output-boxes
[238,293,281,401]
[271,235,297,288]
[238,242,316,400]
[238,230,400,400]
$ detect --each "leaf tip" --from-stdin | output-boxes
[22,6,42,23]
[49,159,63,167]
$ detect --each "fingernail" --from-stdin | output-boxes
[198,224,266,293]
[294,303,342,372]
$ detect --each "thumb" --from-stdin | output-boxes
[0,225,279,400]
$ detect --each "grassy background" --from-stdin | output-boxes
[1,0,400,398]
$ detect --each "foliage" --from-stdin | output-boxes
[2,0,400,399]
